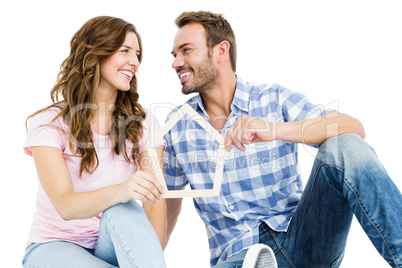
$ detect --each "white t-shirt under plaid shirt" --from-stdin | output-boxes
[163,76,332,266]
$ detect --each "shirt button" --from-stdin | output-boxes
[229,205,234,210]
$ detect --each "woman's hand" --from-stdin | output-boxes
[115,170,166,204]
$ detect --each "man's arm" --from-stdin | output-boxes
[166,196,183,245]
[225,111,365,151]
[279,111,365,145]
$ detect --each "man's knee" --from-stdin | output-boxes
[317,133,382,180]
[318,134,373,161]
[323,133,365,151]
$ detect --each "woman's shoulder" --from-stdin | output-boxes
[28,102,67,130]
[24,102,69,156]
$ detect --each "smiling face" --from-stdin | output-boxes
[99,31,140,93]
[171,23,218,95]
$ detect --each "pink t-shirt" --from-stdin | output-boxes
[23,105,166,249]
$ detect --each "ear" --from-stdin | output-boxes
[215,40,230,64]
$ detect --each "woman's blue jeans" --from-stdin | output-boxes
[215,134,402,268]
[22,200,166,267]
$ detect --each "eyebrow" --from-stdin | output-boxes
[171,43,192,55]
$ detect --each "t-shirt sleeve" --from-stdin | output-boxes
[139,109,167,154]
[23,109,66,156]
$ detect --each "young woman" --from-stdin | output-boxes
[22,16,167,267]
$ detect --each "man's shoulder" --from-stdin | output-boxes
[237,77,285,101]
[237,76,280,90]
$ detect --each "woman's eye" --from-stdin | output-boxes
[121,49,129,53]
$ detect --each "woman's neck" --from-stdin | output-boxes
[92,87,118,135]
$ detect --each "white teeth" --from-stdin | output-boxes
[179,72,191,79]
[119,70,133,77]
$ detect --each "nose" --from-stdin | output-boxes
[171,54,184,70]
[129,54,140,70]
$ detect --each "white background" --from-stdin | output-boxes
[1,0,401,267]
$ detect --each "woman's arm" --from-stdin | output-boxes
[140,147,168,250]
[31,146,165,221]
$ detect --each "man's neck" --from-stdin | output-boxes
[200,73,237,132]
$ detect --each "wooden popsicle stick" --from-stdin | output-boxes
[147,103,226,198]
[146,146,168,190]
[213,144,225,195]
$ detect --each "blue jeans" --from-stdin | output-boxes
[22,200,166,268]
[215,134,402,268]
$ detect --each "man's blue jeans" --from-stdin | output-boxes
[215,134,402,267]
[22,200,166,267]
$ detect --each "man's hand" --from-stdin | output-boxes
[224,115,276,152]
[225,112,366,151]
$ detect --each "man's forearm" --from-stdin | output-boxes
[144,200,168,250]
[276,111,365,145]
[166,198,183,245]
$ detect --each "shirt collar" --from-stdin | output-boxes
[231,76,250,113]
[191,76,250,114]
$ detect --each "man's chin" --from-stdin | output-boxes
[181,86,198,95]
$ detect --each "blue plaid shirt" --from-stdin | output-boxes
[163,76,331,266]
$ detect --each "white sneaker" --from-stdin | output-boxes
[242,244,278,268]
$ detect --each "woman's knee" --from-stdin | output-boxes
[102,200,145,221]
[100,200,153,236]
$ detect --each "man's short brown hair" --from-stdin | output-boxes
[175,11,237,72]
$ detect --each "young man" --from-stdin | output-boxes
[164,11,402,268]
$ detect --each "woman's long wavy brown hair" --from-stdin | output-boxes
[27,16,146,177]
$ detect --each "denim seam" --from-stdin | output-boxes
[22,243,45,268]
[103,212,140,268]
[343,178,399,267]
[281,161,345,267]
[22,261,34,268]
[267,229,281,255]
[269,228,296,268]
[330,250,344,268]
[282,162,326,247]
